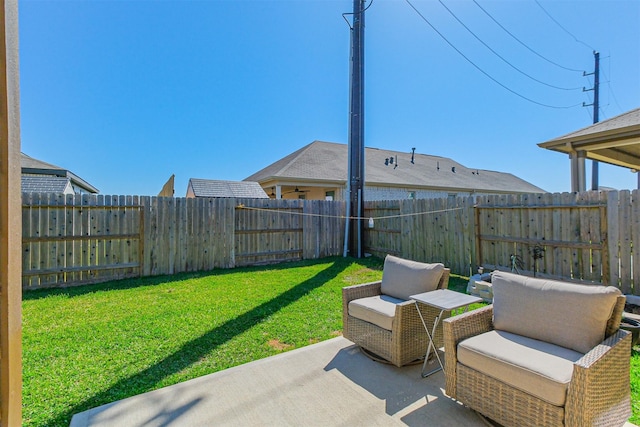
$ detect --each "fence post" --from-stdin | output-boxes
[607,191,619,287]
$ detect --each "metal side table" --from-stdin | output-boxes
[410,289,482,378]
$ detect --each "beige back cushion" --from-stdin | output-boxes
[381,255,444,300]
[492,271,621,354]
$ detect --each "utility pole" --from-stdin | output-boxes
[346,0,366,258]
[584,51,600,190]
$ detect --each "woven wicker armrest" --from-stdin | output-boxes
[565,329,632,427]
[443,305,493,398]
[439,268,451,290]
[393,299,423,327]
[342,280,382,304]
[342,281,382,340]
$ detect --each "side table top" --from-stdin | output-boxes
[410,289,482,311]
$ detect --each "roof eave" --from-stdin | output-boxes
[538,125,640,152]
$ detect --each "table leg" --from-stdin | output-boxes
[415,302,445,378]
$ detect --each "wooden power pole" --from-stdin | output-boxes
[585,51,600,190]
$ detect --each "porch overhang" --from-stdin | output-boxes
[538,107,640,191]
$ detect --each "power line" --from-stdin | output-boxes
[342,0,374,29]
[601,57,624,114]
[437,0,582,91]
[472,0,584,73]
[534,0,595,51]
[404,0,582,109]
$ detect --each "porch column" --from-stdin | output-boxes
[275,185,282,199]
[0,1,22,425]
[570,150,586,193]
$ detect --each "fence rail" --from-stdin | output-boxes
[22,193,142,288]
[363,190,639,293]
[22,195,345,289]
[21,190,640,294]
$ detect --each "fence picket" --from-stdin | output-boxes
[608,191,620,287]
[632,190,640,295]
[619,191,632,293]
[20,191,639,291]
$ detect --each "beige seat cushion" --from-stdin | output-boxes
[458,330,583,406]
[381,255,444,301]
[491,271,621,353]
[348,295,406,331]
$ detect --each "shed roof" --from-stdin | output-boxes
[188,179,269,198]
[245,141,545,194]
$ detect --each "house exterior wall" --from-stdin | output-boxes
[275,184,498,202]
[281,186,343,200]
[364,185,460,201]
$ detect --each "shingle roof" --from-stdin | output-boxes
[245,141,545,193]
[21,153,99,194]
[21,175,73,194]
[21,153,63,170]
[538,107,640,171]
[188,179,269,198]
[549,107,640,140]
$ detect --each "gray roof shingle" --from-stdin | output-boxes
[551,107,640,140]
[21,175,73,194]
[245,141,545,193]
[21,153,99,194]
[188,179,269,198]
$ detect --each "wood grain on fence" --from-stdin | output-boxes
[474,192,609,284]
[21,191,640,293]
[22,194,142,288]
[363,200,401,259]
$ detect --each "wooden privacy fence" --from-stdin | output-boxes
[363,190,640,294]
[363,196,475,275]
[21,190,640,294]
[22,195,346,289]
[22,193,142,288]
[474,192,608,284]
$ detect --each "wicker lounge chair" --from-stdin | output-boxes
[444,271,631,427]
[342,255,450,367]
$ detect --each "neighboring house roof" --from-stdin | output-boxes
[21,175,74,195]
[21,153,99,194]
[245,141,545,194]
[187,178,269,198]
[538,107,640,170]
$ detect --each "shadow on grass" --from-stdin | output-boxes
[23,256,373,302]
[51,260,349,427]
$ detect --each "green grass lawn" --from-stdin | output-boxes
[22,256,638,426]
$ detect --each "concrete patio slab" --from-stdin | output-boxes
[70,337,636,427]
[70,337,483,426]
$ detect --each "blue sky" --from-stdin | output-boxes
[19,0,640,196]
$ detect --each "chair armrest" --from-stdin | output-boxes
[342,281,382,340]
[443,305,494,398]
[565,329,631,427]
[438,268,450,290]
[342,280,382,305]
